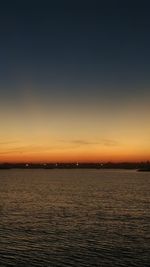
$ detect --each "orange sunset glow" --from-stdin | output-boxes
[0,92,150,163]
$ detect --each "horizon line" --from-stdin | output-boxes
[0,161,150,165]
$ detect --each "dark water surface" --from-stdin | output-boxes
[0,169,149,266]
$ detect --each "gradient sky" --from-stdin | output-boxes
[0,0,150,163]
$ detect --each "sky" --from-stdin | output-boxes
[0,0,150,163]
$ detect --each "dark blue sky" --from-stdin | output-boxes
[0,0,150,99]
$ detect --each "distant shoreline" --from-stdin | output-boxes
[0,162,150,171]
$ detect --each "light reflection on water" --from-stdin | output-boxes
[0,169,149,266]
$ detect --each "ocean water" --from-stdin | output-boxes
[0,169,149,267]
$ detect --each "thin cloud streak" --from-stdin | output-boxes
[0,140,19,145]
[59,138,119,147]
[0,138,119,156]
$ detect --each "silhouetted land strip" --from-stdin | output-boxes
[0,162,150,170]
[138,168,150,172]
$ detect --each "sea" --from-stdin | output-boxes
[0,169,149,267]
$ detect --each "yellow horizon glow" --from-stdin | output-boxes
[0,87,150,163]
